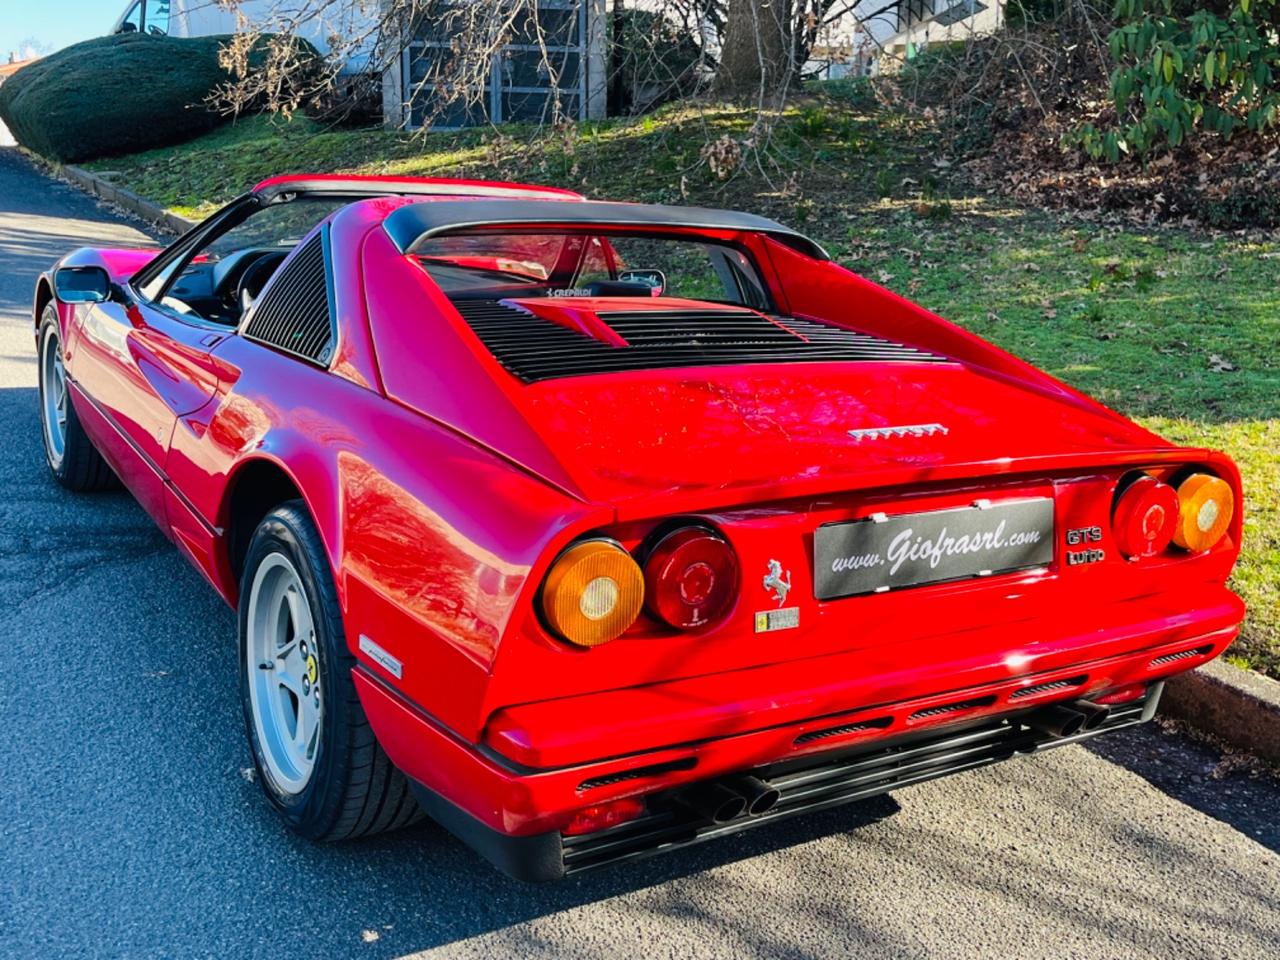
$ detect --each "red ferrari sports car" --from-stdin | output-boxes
[34,174,1243,880]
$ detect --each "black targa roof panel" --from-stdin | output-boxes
[381,199,831,261]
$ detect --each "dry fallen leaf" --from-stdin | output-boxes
[1208,354,1237,372]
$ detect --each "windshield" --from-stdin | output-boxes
[199,198,350,262]
[415,232,771,309]
[139,197,350,327]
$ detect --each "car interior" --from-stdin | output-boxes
[142,197,351,327]
[416,232,772,310]
[140,199,771,330]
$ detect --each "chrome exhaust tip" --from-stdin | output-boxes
[1071,700,1111,731]
[1024,703,1087,739]
[729,776,781,816]
[675,782,747,823]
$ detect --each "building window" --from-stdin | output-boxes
[143,1,171,36]
[404,1,588,130]
[933,0,986,27]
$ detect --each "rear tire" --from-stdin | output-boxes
[38,308,118,491]
[238,500,423,840]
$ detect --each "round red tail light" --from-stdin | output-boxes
[1113,475,1178,559]
[643,527,738,630]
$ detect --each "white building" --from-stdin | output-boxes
[108,1,608,130]
[810,0,1005,78]
[110,1,375,72]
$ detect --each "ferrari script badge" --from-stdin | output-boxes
[847,422,948,442]
[763,559,792,606]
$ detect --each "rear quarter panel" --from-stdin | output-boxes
[166,332,604,738]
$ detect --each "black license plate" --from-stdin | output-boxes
[814,498,1055,600]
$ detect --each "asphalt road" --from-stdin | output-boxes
[1,147,1278,960]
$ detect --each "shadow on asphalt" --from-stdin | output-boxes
[1087,722,1280,854]
[0,220,142,264]
[3,373,1276,957]
[0,372,901,956]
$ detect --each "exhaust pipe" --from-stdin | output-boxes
[675,782,747,823]
[729,776,781,816]
[1024,703,1087,739]
[1072,700,1111,731]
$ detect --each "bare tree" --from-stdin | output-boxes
[211,0,918,124]
[716,0,789,96]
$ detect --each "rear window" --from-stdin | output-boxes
[415,232,770,309]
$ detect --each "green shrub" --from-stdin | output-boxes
[1073,0,1280,161]
[809,77,878,110]
[0,33,239,163]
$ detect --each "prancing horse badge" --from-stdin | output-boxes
[763,559,792,606]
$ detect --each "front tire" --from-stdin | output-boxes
[37,308,118,491]
[238,501,422,840]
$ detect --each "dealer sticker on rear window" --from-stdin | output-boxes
[755,607,800,633]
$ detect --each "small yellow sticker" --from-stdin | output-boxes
[306,655,318,684]
[754,608,799,633]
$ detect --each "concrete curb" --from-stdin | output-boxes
[1162,659,1280,765]
[57,161,195,236]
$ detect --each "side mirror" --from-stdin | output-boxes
[53,266,113,304]
[617,269,666,296]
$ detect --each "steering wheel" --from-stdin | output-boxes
[235,251,289,314]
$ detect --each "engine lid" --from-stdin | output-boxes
[515,359,1170,508]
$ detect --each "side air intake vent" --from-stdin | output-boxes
[909,696,997,721]
[243,230,335,365]
[794,716,892,745]
[451,300,947,382]
[577,758,698,792]
[1149,645,1213,668]
[1008,675,1088,701]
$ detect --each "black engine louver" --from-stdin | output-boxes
[243,231,336,365]
[451,300,947,382]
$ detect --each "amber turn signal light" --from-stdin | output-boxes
[1172,473,1234,553]
[1112,475,1178,559]
[540,540,644,647]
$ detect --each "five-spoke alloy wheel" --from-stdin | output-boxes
[37,307,117,491]
[238,502,422,840]
[246,552,324,795]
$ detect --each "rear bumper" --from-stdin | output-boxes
[482,588,1244,769]
[405,684,1164,881]
[354,588,1241,872]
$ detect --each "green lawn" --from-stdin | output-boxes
[83,101,1280,678]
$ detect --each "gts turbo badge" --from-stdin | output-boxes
[763,559,792,606]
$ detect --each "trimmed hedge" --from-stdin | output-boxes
[0,33,236,163]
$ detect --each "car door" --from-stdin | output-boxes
[69,297,225,525]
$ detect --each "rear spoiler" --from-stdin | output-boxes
[381,198,831,261]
